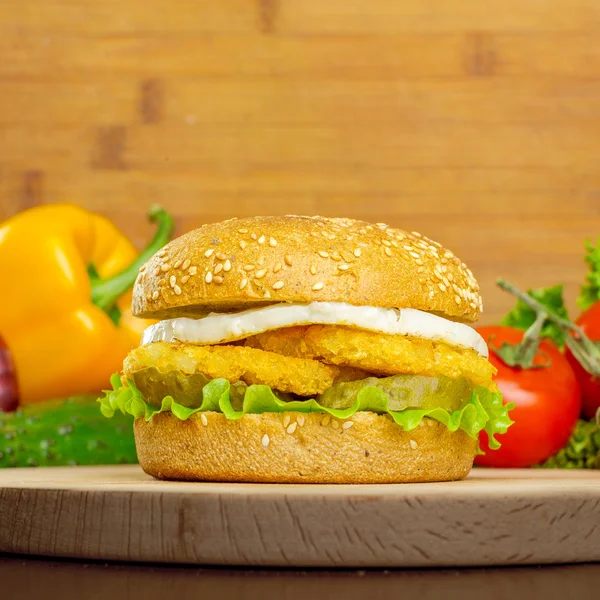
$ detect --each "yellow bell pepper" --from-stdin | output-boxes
[0,204,173,404]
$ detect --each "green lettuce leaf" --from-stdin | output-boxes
[501,284,568,348]
[578,238,600,311]
[100,374,513,450]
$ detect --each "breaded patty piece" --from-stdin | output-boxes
[246,326,496,388]
[124,341,343,396]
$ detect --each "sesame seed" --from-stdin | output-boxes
[342,421,354,430]
[455,295,462,304]
[429,290,435,299]
[385,247,393,257]
[442,276,450,287]
[331,420,339,430]
[152,291,159,300]
[160,264,171,272]
[415,258,423,265]
[240,278,248,290]
[139,265,146,273]
[359,228,367,235]
[318,250,329,258]
[310,265,317,275]
[409,440,418,450]
[240,240,247,250]
[158,279,166,286]
[438,283,447,292]
[173,285,182,295]
[181,275,190,284]
[377,222,388,229]
[312,282,324,291]
[205,271,213,283]
[338,264,350,271]
[214,263,223,274]
[158,250,167,258]
[261,434,270,447]
[238,229,248,234]
[382,239,392,247]
[255,268,267,278]
[283,415,291,428]
[447,272,454,282]
[297,415,305,427]
[200,414,208,426]
[403,245,413,252]
[284,255,292,266]
[391,240,399,248]
[251,233,257,240]
[173,259,182,269]
[204,249,214,258]
[169,275,176,287]
[273,280,285,290]
[410,251,420,259]
[188,266,197,276]
[264,290,271,298]
[273,263,282,273]
[214,276,224,284]
[470,301,477,309]
[154,267,161,277]
[287,422,297,434]
[331,252,342,261]
[258,235,266,245]
[182,259,191,271]
[417,266,425,273]
[321,415,331,426]
[244,264,255,271]
[354,248,362,257]
[269,237,277,247]
[257,256,265,266]
[427,419,435,427]
[220,260,230,272]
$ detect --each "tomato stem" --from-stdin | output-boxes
[489,311,552,369]
[497,278,600,378]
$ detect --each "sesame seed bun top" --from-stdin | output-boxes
[133,215,482,322]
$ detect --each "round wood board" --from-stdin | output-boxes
[1,466,599,567]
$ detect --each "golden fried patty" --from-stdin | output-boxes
[245,326,495,388]
[124,342,355,396]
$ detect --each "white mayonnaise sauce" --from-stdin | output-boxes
[141,302,488,357]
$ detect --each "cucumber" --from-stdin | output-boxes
[0,395,138,468]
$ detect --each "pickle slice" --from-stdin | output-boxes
[132,367,473,413]
[317,374,473,412]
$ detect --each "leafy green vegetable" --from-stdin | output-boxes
[100,374,514,450]
[578,238,600,311]
[538,419,600,469]
[501,284,568,348]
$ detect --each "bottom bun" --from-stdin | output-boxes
[134,411,477,484]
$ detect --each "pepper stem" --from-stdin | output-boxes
[497,278,600,378]
[91,205,174,314]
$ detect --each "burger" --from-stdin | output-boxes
[101,215,512,483]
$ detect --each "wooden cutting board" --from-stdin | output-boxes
[1,466,599,568]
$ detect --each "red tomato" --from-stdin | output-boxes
[474,326,581,468]
[566,302,600,420]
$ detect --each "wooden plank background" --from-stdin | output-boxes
[1,0,599,323]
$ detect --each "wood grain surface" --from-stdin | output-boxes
[1,1,600,322]
[1,465,600,567]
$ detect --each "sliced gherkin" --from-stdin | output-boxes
[132,367,473,413]
[317,374,473,412]
[133,367,296,411]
